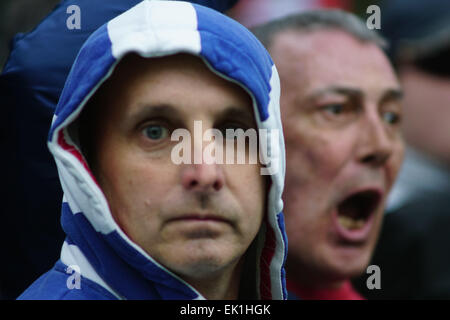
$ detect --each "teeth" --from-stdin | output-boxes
[338,216,365,230]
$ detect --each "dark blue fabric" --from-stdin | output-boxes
[277,212,288,300]
[18,260,119,300]
[0,0,239,300]
[50,24,115,137]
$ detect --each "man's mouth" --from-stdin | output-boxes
[166,213,232,238]
[166,213,233,228]
[333,189,383,242]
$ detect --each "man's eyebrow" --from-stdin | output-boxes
[308,86,364,100]
[128,104,182,124]
[307,86,403,105]
[379,88,403,104]
[216,106,256,125]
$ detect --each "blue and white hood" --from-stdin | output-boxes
[47,0,286,299]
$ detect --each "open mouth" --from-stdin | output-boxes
[336,190,381,231]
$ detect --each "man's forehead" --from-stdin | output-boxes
[272,28,373,53]
[273,28,392,70]
[271,28,400,99]
[107,53,208,83]
[96,53,255,123]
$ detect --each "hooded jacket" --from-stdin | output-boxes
[0,0,237,299]
[18,0,287,300]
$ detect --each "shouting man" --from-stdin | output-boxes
[252,10,404,299]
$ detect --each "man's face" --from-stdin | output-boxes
[88,54,265,282]
[270,29,404,286]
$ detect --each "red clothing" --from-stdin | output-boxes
[287,279,365,300]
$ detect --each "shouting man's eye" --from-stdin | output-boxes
[382,111,401,125]
[319,102,356,122]
[323,103,344,115]
[143,125,169,140]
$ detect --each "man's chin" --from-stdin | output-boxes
[287,247,370,288]
[321,246,372,282]
[161,246,239,279]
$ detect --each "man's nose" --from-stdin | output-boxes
[356,111,394,167]
[181,162,224,192]
[181,132,225,192]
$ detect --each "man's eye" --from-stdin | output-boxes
[220,123,250,139]
[382,111,401,125]
[322,103,345,115]
[142,125,169,140]
[315,102,358,125]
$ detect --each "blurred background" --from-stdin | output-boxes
[0,0,380,72]
[0,0,61,71]
[228,0,379,27]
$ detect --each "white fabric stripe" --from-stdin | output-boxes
[51,151,116,234]
[61,190,81,215]
[60,241,123,299]
[267,65,285,214]
[51,114,58,126]
[267,65,286,300]
[108,0,201,59]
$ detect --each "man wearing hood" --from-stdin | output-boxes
[0,0,239,299]
[18,0,287,300]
